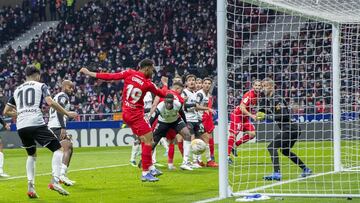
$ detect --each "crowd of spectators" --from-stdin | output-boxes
[0,4,33,47]
[1,0,358,121]
[227,20,360,115]
[0,0,219,120]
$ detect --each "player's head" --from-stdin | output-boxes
[164,93,174,110]
[172,75,182,84]
[252,79,262,94]
[172,81,184,94]
[262,78,274,96]
[25,65,41,82]
[138,58,155,79]
[202,77,213,92]
[62,80,74,96]
[195,78,203,91]
[185,74,196,90]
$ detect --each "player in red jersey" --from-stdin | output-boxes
[79,59,168,182]
[227,80,262,164]
[149,81,185,170]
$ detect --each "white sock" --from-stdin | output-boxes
[130,144,140,162]
[26,156,36,184]
[193,154,202,163]
[0,152,3,173]
[205,144,211,162]
[52,150,63,182]
[160,138,169,151]
[183,140,191,163]
[152,147,157,164]
[60,163,68,176]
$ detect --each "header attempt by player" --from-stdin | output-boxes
[79,59,168,182]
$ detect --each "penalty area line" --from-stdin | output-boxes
[0,163,129,181]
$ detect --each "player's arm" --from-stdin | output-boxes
[149,108,160,126]
[79,67,128,80]
[179,107,187,123]
[148,76,169,98]
[3,97,17,118]
[195,92,212,112]
[149,96,160,117]
[42,85,77,118]
[273,97,291,122]
[239,96,257,121]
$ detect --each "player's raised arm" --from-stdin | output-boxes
[148,76,169,98]
[79,67,129,81]
[149,96,161,117]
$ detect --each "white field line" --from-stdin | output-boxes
[0,163,129,181]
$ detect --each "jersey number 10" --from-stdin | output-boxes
[17,88,35,108]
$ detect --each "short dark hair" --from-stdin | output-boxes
[139,58,154,69]
[172,81,184,88]
[25,65,40,77]
[185,74,196,81]
[165,93,174,99]
[203,77,213,83]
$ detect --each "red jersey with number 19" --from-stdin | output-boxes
[96,69,168,135]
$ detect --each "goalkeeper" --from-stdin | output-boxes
[258,78,312,181]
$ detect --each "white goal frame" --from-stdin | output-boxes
[216,0,360,199]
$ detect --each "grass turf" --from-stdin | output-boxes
[0,142,359,203]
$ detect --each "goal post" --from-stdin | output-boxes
[217,0,360,199]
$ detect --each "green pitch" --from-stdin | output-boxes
[0,142,359,203]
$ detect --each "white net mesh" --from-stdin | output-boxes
[226,0,360,197]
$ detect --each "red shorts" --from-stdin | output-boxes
[229,113,255,135]
[202,113,215,133]
[123,111,152,136]
[151,119,177,141]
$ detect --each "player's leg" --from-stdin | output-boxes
[159,137,169,156]
[176,134,184,156]
[235,130,256,146]
[202,132,218,167]
[191,122,205,168]
[124,113,159,182]
[280,132,312,177]
[178,121,194,170]
[130,136,141,167]
[17,128,38,198]
[0,138,9,177]
[36,126,69,195]
[166,129,177,170]
[167,138,176,170]
[263,133,283,181]
[228,119,240,158]
[209,132,215,161]
[50,128,75,186]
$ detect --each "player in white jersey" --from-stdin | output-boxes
[195,77,218,167]
[195,78,203,91]
[181,75,212,169]
[129,92,153,167]
[48,80,75,186]
[149,93,192,170]
[3,66,77,198]
[0,115,10,177]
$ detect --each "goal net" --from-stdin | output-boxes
[226,0,360,198]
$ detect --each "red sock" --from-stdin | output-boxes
[177,141,183,156]
[141,143,152,171]
[209,137,215,157]
[168,143,175,163]
[228,135,235,156]
[235,134,254,146]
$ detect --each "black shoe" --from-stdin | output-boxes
[231,147,238,157]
